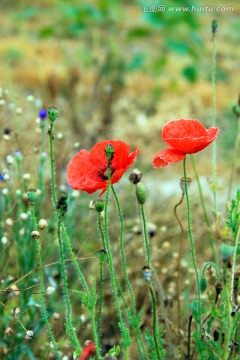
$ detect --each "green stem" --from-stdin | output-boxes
[57,217,81,352]
[111,186,136,311]
[49,122,81,353]
[140,204,151,268]
[183,157,202,329]
[49,123,57,208]
[148,282,162,360]
[227,115,240,201]
[104,161,130,354]
[112,185,149,359]
[212,23,218,217]
[98,212,106,249]
[222,270,232,360]
[230,225,240,303]
[97,259,104,348]
[191,155,218,264]
[201,261,220,282]
[30,204,61,360]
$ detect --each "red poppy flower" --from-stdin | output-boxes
[78,341,95,360]
[67,140,140,196]
[152,119,220,168]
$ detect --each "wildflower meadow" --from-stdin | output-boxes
[0,1,239,360]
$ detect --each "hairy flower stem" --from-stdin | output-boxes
[140,204,151,268]
[111,186,149,360]
[183,158,202,329]
[57,216,81,352]
[30,204,61,360]
[201,261,220,282]
[148,281,162,360]
[104,162,131,356]
[211,22,218,218]
[222,264,232,360]
[98,212,106,248]
[174,194,184,336]
[191,155,218,264]
[48,123,81,353]
[97,258,104,349]
[227,113,240,201]
[230,226,240,303]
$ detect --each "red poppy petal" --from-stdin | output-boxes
[152,148,186,168]
[67,150,106,193]
[162,119,220,154]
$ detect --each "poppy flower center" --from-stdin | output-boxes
[99,166,114,180]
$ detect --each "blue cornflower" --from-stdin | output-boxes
[39,109,47,120]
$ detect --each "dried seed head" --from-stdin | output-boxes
[46,286,56,295]
[53,312,60,320]
[31,230,40,239]
[25,330,34,341]
[136,182,147,205]
[5,327,13,337]
[38,219,48,230]
[180,176,192,194]
[11,307,21,316]
[142,266,151,282]
[129,168,142,184]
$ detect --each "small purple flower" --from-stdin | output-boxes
[39,109,47,120]
[0,173,4,181]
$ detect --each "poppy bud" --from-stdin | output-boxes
[27,189,38,203]
[99,249,107,262]
[221,243,234,262]
[142,266,151,282]
[212,20,218,34]
[95,200,105,213]
[180,176,192,194]
[105,144,114,161]
[15,150,22,163]
[47,106,59,123]
[200,277,207,292]
[129,168,142,184]
[136,182,147,205]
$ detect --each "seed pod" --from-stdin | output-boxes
[47,106,59,123]
[99,249,107,262]
[180,176,192,194]
[25,330,34,341]
[129,168,142,184]
[38,219,48,230]
[31,230,40,239]
[142,266,151,282]
[136,183,147,205]
[95,200,105,213]
[105,144,114,161]
[27,189,38,203]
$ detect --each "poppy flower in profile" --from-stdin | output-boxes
[78,341,95,360]
[67,140,140,196]
[152,119,220,168]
